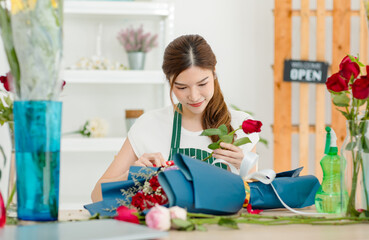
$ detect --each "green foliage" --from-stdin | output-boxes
[0,4,20,94]
[218,218,239,229]
[233,137,251,146]
[332,93,350,107]
[0,94,13,126]
[201,123,251,152]
[171,218,195,231]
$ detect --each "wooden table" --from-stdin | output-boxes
[58,208,369,240]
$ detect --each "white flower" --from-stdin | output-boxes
[86,118,108,138]
[169,206,187,220]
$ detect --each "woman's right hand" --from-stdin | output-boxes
[134,152,167,167]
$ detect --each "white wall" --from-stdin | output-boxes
[171,0,275,169]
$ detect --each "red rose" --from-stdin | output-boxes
[339,55,360,80]
[153,193,168,205]
[326,72,348,92]
[149,176,161,192]
[131,191,146,211]
[0,72,13,92]
[242,119,262,134]
[114,206,139,224]
[351,76,369,100]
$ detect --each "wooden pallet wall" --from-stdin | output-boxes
[273,0,368,180]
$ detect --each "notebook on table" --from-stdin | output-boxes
[0,219,168,240]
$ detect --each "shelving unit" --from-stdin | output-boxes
[64,1,171,16]
[63,70,165,84]
[61,137,125,152]
[60,1,174,208]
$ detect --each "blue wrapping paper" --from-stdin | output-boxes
[84,154,320,216]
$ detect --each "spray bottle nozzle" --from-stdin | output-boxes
[324,126,338,155]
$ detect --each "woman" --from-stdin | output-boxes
[91,35,259,202]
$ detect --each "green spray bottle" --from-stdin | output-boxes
[315,127,348,214]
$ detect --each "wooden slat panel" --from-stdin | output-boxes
[273,0,292,172]
[360,0,368,64]
[291,10,359,17]
[299,0,310,175]
[315,0,326,182]
[332,0,351,150]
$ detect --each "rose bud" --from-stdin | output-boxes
[145,205,171,231]
[169,206,187,220]
[326,72,349,92]
[339,55,360,80]
[351,76,369,99]
[0,72,13,92]
[114,206,139,224]
[242,119,262,134]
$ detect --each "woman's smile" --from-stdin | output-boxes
[188,100,204,108]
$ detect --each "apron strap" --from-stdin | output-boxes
[170,103,182,149]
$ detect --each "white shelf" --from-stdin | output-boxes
[61,137,125,152]
[63,70,166,84]
[64,1,171,16]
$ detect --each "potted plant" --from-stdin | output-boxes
[117,25,158,70]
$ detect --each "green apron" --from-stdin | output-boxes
[168,104,227,170]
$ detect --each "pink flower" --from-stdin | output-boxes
[145,205,171,231]
[169,206,187,220]
[114,206,139,224]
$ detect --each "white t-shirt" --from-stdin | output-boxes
[128,105,260,161]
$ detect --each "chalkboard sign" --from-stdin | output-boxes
[283,60,329,84]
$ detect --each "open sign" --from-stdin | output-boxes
[283,60,328,84]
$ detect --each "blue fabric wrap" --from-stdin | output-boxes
[84,166,159,217]
[249,168,320,209]
[158,153,246,215]
[84,154,320,216]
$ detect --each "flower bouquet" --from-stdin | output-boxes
[325,55,369,217]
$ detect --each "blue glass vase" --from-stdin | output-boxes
[13,101,62,221]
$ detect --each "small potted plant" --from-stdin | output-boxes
[117,25,158,70]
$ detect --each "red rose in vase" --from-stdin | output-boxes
[351,75,369,100]
[326,72,349,92]
[339,55,360,80]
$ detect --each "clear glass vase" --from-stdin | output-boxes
[341,120,369,216]
[6,122,17,217]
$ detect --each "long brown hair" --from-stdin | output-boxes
[162,34,233,142]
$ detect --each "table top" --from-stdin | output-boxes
[56,208,369,240]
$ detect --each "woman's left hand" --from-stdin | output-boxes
[212,142,244,169]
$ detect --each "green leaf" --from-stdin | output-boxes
[171,219,195,231]
[208,142,220,150]
[200,128,222,137]
[195,224,207,231]
[233,137,251,146]
[345,142,356,151]
[332,93,350,107]
[259,138,269,147]
[361,137,369,153]
[337,109,350,120]
[218,218,239,229]
[218,124,228,136]
[220,135,233,144]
